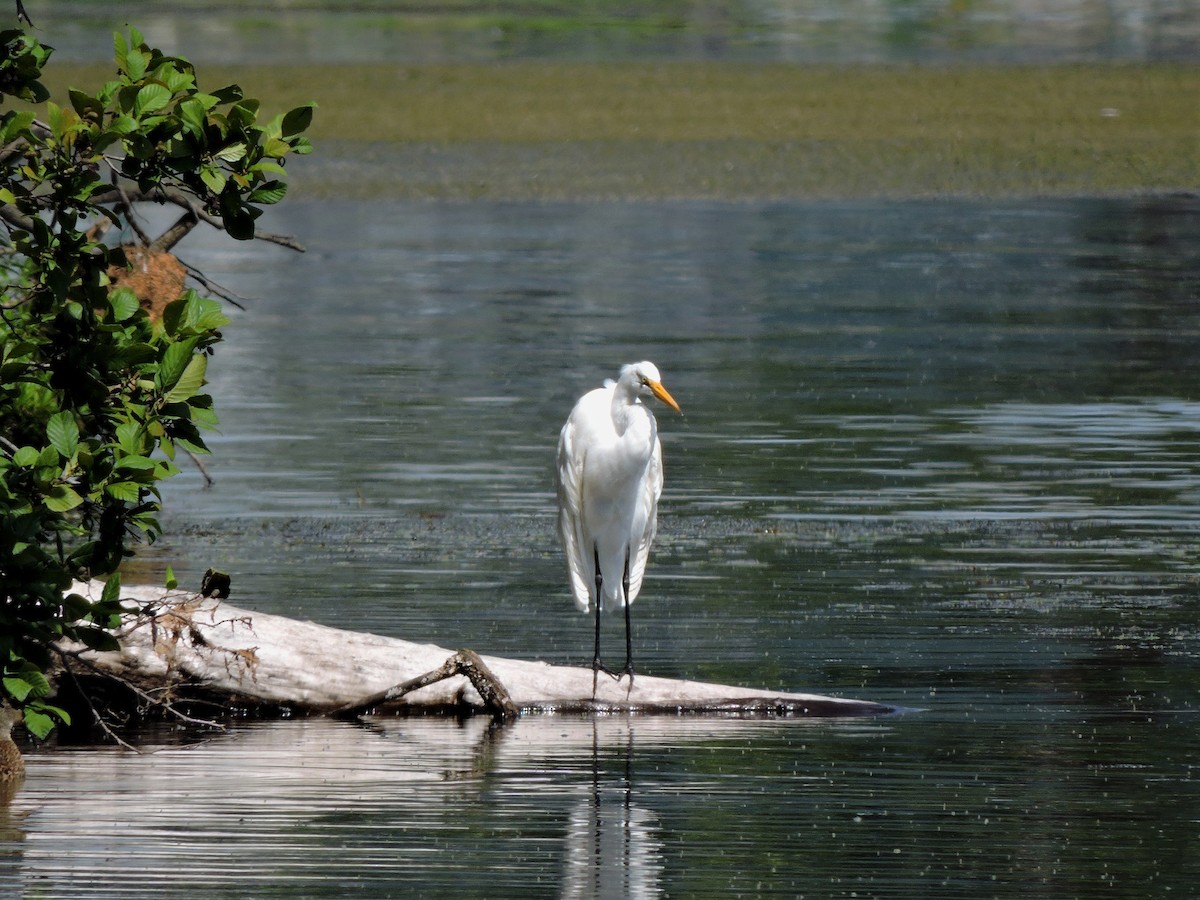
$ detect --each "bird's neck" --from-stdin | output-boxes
[609,387,644,437]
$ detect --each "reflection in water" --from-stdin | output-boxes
[9,716,848,896]
[561,726,663,900]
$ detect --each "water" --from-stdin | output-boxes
[6,6,1200,891]
[5,196,1199,895]
[27,0,1200,64]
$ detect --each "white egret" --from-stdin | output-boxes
[555,361,682,688]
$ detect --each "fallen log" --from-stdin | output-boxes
[59,582,895,719]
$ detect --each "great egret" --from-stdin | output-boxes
[555,361,682,689]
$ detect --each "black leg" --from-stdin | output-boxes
[591,547,619,697]
[621,550,635,687]
[592,546,604,675]
[588,549,624,705]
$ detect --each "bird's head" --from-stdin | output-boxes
[622,361,682,414]
[0,706,22,737]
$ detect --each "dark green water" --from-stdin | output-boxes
[6,196,1198,896]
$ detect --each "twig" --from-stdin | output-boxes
[181,260,248,310]
[55,644,228,733]
[89,186,307,252]
[337,649,519,723]
[183,447,215,486]
[57,656,141,752]
[113,180,153,246]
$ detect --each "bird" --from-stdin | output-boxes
[555,361,681,692]
[0,706,25,783]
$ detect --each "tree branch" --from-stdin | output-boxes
[0,202,37,234]
[338,649,519,723]
[89,186,306,252]
[150,209,200,253]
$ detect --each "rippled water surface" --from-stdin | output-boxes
[6,197,1200,896]
[31,0,1200,64]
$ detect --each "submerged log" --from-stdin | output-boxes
[60,582,894,719]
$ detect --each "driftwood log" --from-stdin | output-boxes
[59,582,895,721]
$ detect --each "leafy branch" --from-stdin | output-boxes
[0,26,315,737]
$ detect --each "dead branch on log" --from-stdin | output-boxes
[338,649,519,723]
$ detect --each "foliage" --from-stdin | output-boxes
[0,27,313,737]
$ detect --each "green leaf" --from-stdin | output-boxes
[109,287,141,322]
[133,82,171,116]
[100,573,121,605]
[249,180,287,205]
[105,481,142,502]
[281,103,315,137]
[178,97,207,135]
[159,65,195,95]
[165,353,207,403]
[63,590,93,620]
[165,564,178,590]
[2,676,33,702]
[114,31,129,72]
[21,708,55,740]
[157,336,199,388]
[199,166,226,195]
[43,484,84,512]
[125,48,149,82]
[0,110,35,145]
[115,422,147,455]
[77,627,121,652]
[4,669,50,701]
[211,84,244,105]
[69,89,104,121]
[115,455,157,472]
[46,411,80,458]
[263,137,292,158]
[109,114,139,135]
[214,142,247,163]
[37,703,71,728]
[186,296,231,331]
[219,189,259,241]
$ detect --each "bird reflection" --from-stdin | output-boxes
[560,726,664,899]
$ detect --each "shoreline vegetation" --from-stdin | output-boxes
[43,62,1198,201]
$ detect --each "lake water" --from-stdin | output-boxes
[6,2,1200,893]
[28,0,1200,65]
[5,196,1199,896]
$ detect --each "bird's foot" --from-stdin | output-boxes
[616,663,636,692]
[591,658,622,682]
[591,658,629,700]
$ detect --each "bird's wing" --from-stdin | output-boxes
[624,434,663,605]
[556,418,594,612]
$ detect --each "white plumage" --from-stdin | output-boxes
[555,361,681,681]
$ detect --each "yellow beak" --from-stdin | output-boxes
[647,379,682,414]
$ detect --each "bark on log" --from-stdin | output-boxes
[60,582,895,718]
